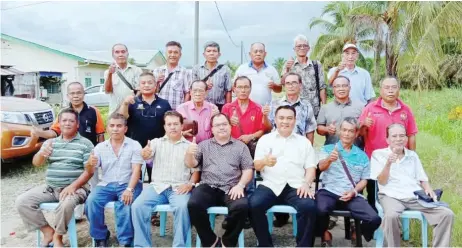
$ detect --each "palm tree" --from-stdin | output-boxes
[272,57,286,75]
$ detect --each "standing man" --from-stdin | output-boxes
[327,43,375,106]
[153,41,192,109]
[234,42,282,106]
[85,113,143,247]
[250,105,317,247]
[186,114,254,247]
[284,34,327,118]
[104,43,143,114]
[16,108,94,247]
[192,41,232,111]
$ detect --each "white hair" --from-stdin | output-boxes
[293,34,309,47]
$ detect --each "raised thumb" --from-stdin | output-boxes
[192,136,197,144]
[146,140,151,148]
[367,112,372,117]
[232,109,237,117]
[268,148,273,155]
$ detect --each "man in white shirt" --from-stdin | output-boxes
[371,123,454,247]
[249,105,317,247]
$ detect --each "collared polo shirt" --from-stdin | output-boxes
[318,142,370,197]
[192,63,232,105]
[370,147,428,200]
[176,101,215,143]
[359,98,418,158]
[42,133,94,188]
[254,131,317,196]
[268,96,317,136]
[51,102,105,145]
[147,136,199,193]
[317,98,364,145]
[328,66,375,106]
[104,64,143,114]
[153,65,192,109]
[195,137,254,193]
[93,136,143,186]
[234,62,280,106]
[221,99,264,139]
[127,95,172,147]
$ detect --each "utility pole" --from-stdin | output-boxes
[240,40,243,64]
[194,1,199,65]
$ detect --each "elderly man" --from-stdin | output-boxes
[85,113,143,247]
[234,42,282,106]
[153,41,192,109]
[16,108,94,247]
[104,43,143,114]
[284,34,326,118]
[186,113,254,247]
[250,105,317,247]
[359,77,418,209]
[317,117,381,247]
[132,110,200,247]
[371,124,454,247]
[328,43,375,106]
[176,80,220,144]
[192,41,232,111]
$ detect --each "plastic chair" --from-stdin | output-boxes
[266,205,298,237]
[155,204,192,247]
[195,206,245,248]
[37,203,78,248]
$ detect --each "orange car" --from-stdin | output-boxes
[1,97,55,161]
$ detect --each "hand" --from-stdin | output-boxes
[182,129,193,137]
[230,109,239,126]
[285,57,295,71]
[187,137,198,155]
[262,103,270,116]
[211,105,219,116]
[327,121,336,135]
[228,185,245,200]
[337,61,346,72]
[328,146,339,163]
[59,185,77,201]
[425,189,438,202]
[108,63,117,74]
[30,126,42,138]
[297,183,315,199]
[122,189,134,205]
[157,73,165,84]
[267,80,277,90]
[176,183,194,194]
[85,150,98,172]
[206,78,213,90]
[264,148,277,167]
[238,135,253,144]
[123,94,136,106]
[364,112,373,128]
[339,190,355,202]
[39,140,53,158]
[387,152,398,164]
[141,140,153,160]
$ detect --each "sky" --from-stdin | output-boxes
[1,1,328,66]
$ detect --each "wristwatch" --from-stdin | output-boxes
[126,187,134,193]
[189,182,196,187]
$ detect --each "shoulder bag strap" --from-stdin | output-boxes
[158,71,175,93]
[116,70,137,94]
[202,64,224,82]
[337,148,356,188]
[313,61,321,106]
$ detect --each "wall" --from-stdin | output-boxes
[77,63,108,88]
[144,53,166,71]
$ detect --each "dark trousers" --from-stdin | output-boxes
[316,189,381,241]
[366,179,378,212]
[187,184,248,247]
[249,184,317,247]
[216,104,224,112]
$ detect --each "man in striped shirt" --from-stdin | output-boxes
[15,108,94,247]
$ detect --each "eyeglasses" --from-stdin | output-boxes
[236,86,251,90]
[333,84,350,89]
[212,122,229,128]
[139,105,157,118]
[295,45,309,49]
[285,82,300,87]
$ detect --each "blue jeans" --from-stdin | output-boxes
[85,182,142,245]
[132,186,191,247]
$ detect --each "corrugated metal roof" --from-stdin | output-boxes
[0,66,25,76]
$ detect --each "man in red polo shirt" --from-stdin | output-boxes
[359,76,418,209]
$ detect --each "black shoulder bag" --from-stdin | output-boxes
[313,61,321,107]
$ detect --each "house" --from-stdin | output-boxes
[0,33,166,105]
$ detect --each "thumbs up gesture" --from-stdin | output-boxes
[206,78,213,90]
[327,121,337,135]
[40,140,53,158]
[86,150,98,171]
[230,109,239,126]
[262,103,271,116]
[328,146,339,163]
[211,104,220,116]
[187,137,198,155]
[141,140,153,160]
[285,57,295,72]
[364,112,374,128]
[264,148,277,167]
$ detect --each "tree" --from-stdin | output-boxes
[272,57,286,75]
[128,58,136,65]
[225,61,239,78]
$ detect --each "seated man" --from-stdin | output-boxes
[186,113,254,247]
[15,108,94,247]
[132,110,200,247]
[317,117,381,246]
[371,123,454,247]
[85,113,143,247]
[250,105,317,247]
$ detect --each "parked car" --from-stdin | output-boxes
[1,97,55,161]
[84,85,110,107]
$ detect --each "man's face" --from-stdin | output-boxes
[294,40,310,57]
[67,83,84,106]
[191,81,207,103]
[249,43,266,64]
[342,48,358,66]
[107,118,127,140]
[339,121,357,145]
[112,44,128,65]
[284,75,301,96]
[380,78,400,102]
[332,78,350,100]
[234,78,251,100]
[275,108,296,134]
[139,75,157,95]
[211,115,231,139]
[386,126,408,151]
[166,45,182,65]
[59,113,79,136]
[203,46,220,63]
[164,115,182,138]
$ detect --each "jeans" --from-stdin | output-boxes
[85,182,142,245]
[132,186,191,247]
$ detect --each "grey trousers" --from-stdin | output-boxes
[379,194,454,247]
[15,184,87,235]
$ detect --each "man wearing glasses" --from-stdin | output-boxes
[284,34,327,118]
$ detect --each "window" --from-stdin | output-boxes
[100,78,105,84]
[85,78,92,87]
[85,85,101,94]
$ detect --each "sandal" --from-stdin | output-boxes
[151,215,160,226]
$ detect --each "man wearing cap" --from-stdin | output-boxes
[328,43,375,106]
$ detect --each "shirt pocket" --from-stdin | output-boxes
[172,79,184,92]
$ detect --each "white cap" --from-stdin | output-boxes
[343,43,358,52]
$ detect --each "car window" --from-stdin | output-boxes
[85,86,100,94]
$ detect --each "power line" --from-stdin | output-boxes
[1,1,51,11]
[214,1,240,48]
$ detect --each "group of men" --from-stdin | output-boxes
[16,34,454,248]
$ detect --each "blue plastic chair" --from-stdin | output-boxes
[195,206,245,248]
[36,202,78,248]
[266,205,298,237]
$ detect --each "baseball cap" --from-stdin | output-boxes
[343,43,358,52]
